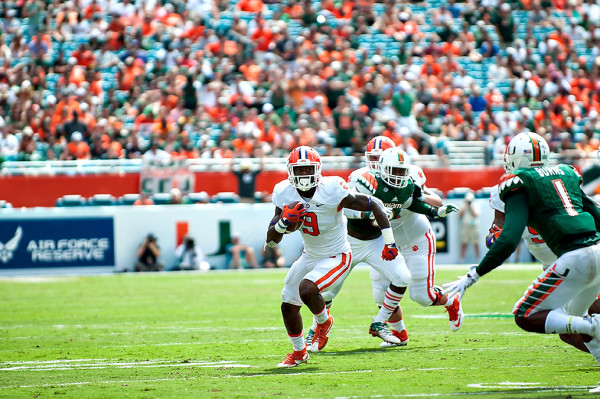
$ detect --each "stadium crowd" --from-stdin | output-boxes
[0,0,599,166]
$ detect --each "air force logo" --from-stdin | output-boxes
[0,226,22,264]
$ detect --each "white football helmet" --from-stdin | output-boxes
[379,147,411,188]
[287,146,322,190]
[365,136,396,171]
[504,132,549,171]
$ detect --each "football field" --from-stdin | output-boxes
[0,265,598,398]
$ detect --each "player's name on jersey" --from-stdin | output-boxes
[534,165,565,177]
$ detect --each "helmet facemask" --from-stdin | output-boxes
[379,147,411,188]
[288,164,321,190]
[365,152,382,171]
[381,164,410,188]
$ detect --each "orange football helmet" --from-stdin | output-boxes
[365,136,396,171]
[287,146,322,190]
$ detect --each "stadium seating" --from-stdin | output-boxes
[119,193,141,206]
[0,200,13,209]
[55,195,86,207]
[210,192,240,204]
[151,193,173,205]
[186,192,210,204]
[475,187,494,199]
[87,194,118,206]
[446,187,473,199]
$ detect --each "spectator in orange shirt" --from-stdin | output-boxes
[72,43,96,67]
[83,0,103,20]
[232,132,255,157]
[421,55,443,78]
[64,131,91,160]
[240,59,262,83]
[117,57,143,91]
[237,0,264,13]
[250,18,274,53]
[51,107,72,136]
[160,90,179,111]
[133,192,155,206]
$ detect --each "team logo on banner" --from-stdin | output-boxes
[140,158,195,194]
[427,217,448,253]
[0,218,115,269]
[0,226,22,263]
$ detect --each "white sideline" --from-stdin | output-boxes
[0,263,543,279]
[0,360,593,394]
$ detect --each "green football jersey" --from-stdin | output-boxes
[498,164,600,257]
[347,170,417,236]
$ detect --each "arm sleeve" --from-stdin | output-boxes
[582,191,600,232]
[476,191,528,277]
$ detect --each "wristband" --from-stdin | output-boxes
[381,227,395,245]
[429,206,438,218]
[274,219,288,234]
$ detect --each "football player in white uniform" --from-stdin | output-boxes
[370,156,465,347]
[268,146,400,367]
[306,136,403,346]
[309,138,461,348]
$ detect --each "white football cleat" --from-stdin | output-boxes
[380,329,409,348]
[369,321,401,344]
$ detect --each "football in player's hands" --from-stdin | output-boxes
[281,201,307,227]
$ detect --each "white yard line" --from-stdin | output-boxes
[0,360,252,372]
[332,384,596,398]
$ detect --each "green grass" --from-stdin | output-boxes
[0,265,598,398]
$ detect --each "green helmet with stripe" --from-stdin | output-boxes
[504,132,550,172]
[379,147,410,188]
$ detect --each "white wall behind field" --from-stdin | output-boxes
[0,199,507,272]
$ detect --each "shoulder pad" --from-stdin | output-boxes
[356,171,378,195]
[409,165,426,186]
[566,164,583,185]
[498,172,526,201]
[488,184,505,212]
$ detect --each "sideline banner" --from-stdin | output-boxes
[0,218,114,268]
[428,217,448,253]
[140,158,195,194]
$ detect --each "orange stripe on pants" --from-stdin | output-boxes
[316,253,351,291]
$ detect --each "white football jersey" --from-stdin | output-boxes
[272,176,352,257]
[409,165,427,187]
[489,185,557,267]
[348,166,431,246]
[391,165,431,246]
[348,167,368,189]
